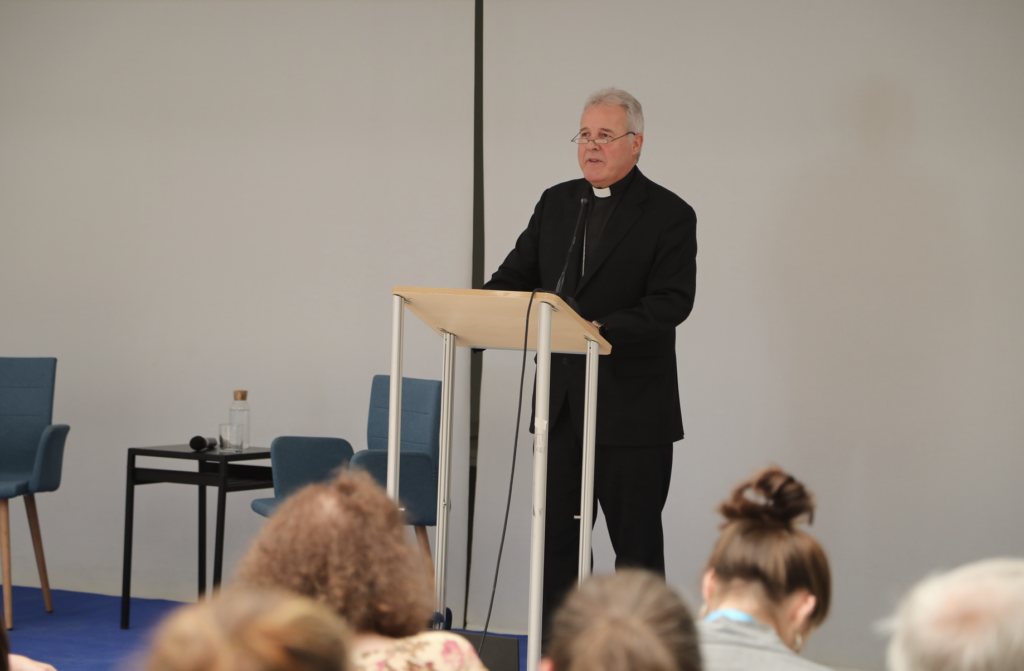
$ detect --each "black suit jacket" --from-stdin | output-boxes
[484,167,697,446]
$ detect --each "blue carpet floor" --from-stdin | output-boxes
[6,586,527,671]
[6,586,182,671]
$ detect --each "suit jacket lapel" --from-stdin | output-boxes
[575,169,649,295]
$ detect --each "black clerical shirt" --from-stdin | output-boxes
[582,166,637,279]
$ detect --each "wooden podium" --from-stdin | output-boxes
[388,287,610,671]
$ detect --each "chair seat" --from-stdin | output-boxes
[0,478,30,499]
[251,497,280,517]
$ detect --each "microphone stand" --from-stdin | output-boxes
[553,197,588,313]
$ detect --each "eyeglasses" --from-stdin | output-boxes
[571,131,635,145]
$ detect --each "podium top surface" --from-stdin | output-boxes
[393,287,611,355]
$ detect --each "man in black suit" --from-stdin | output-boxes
[483,88,697,633]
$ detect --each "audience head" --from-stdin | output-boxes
[233,470,432,636]
[702,465,831,651]
[543,569,702,671]
[886,557,1024,671]
[144,589,352,671]
[1,623,9,671]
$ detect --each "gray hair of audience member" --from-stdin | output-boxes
[584,87,645,157]
[144,588,352,671]
[887,558,1024,671]
[543,570,702,671]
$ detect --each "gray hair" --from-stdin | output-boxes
[584,88,644,160]
[887,558,1024,671]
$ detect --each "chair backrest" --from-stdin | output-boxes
[0,357,57,474]
[269,436,354,501]
[366,375,442,464]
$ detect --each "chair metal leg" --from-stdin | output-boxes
[24,495,53,613]
[1,498,12,629]
[415,526,434,594]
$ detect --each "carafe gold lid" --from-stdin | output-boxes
[234,390,248,401]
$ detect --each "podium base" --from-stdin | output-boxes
[455,631,521,671]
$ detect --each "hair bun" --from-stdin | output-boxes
[718,465,815,529]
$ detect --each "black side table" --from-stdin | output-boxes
[120,444,273,628]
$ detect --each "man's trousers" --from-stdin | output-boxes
[541,398,674,641]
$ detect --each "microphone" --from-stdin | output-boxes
[190,436,217,451]
[553,197,588,310]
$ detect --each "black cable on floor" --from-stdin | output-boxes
[477,289,538,657]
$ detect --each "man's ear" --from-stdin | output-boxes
[539,658,555,671]
[631,132,644,158]
[701,569,718,603]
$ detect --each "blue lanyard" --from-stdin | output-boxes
[704,608,755,623]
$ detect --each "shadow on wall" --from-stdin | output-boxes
[766,78,976,668]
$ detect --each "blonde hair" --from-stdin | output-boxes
[547,570,701,671]
[144,589,351,671]
[233,470,432,636]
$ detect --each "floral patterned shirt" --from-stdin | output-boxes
[351,631,489,671]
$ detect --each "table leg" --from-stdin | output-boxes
[120,453,136,629]
[198,480,206,600]
[212,461,228,588]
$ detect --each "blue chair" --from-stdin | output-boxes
[0,357,70,630]
[251,436,354,517]
[349,375,441,566]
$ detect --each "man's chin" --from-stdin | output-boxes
[583,169,609,187]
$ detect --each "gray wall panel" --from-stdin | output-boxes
[0,0,475,623]
[470,2,1024,669]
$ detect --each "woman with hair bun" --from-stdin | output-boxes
[698,466,833,671]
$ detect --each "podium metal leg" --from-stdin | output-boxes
[527,301,554,671]
[577,338,600,585]
[433,331,457,624]
[387,293,405,502]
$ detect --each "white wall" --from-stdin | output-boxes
[468,2,1024,670]
[0,0,475,623]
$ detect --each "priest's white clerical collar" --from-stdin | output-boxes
[592,185,612,198]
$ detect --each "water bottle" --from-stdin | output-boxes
[230,390,250,449]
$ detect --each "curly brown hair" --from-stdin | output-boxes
[233,470,432,636]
